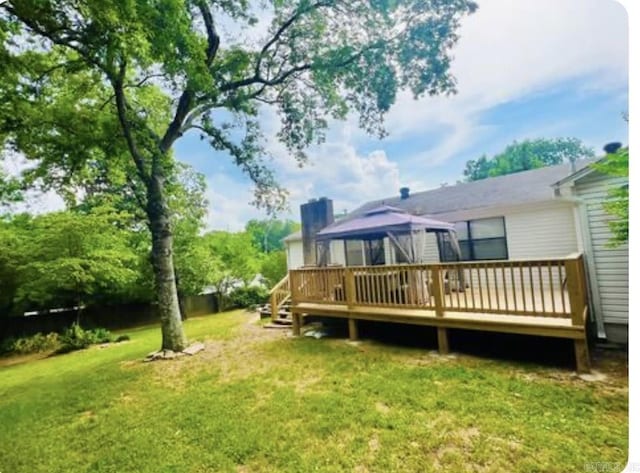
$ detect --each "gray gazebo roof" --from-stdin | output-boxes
[315,205,453,241]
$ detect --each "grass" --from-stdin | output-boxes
[0,310,628,473]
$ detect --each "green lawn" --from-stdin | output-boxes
[0,310,628,473]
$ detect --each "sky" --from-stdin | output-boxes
[176,0,629,231]
[7,0,630,230]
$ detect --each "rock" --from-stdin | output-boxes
[163,350,177,359]
[577,370,607,382]
[182,342,205,356]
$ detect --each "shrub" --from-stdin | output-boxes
[0,337,16,355]
[0,332,61,355]
[91,327,113,344]
[58,324,112,353]
[228,286,269,309]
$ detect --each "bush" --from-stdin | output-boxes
[0,332,61,355]
[58,324,113,354]
[228,286,269,309]
[91,327,113,344]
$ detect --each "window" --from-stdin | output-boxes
[438,217,508,262]
[345,240,364,266]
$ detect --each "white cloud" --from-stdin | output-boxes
[193,0,628,229]
[203,174,265,231]
[376,0,628,163]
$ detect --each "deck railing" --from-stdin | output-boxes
[289,254,588,325]
[269,274,291,321]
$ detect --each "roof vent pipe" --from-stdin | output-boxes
[603,142,622,154]
[400,187,410,200]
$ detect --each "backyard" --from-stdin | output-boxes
[0,310,628,473]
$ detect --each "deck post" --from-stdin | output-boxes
[270,291,278,322]
[565,256,591,373]
[565,257,586,327]
[345,268,356,309]
[574,339,591,374]
[348,318,359,341]
[292,311,301,336]
[431,265,449,354]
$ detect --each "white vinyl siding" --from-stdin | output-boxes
[575,172,628,333]
[286,240,304,269]
[424,201,579,262]
[504,204,579,259]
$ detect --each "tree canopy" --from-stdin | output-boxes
[1,0,478,351]
[463,138,595,182]
[0,208,149,315]
[592,146,628,246]
[245,218,300,253]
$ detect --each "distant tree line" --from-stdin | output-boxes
[463,138,595,182]
[0,163,297,316]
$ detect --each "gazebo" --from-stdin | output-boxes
[315,205,461,266]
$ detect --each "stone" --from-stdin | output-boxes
[182,342,205,356]
[577,370,608,382]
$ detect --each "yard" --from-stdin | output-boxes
[0,310,628,473]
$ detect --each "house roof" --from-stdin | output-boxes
[282,159,595,243]
[282,230,302,242]
[552,159,600,187]
[349,159,595,219]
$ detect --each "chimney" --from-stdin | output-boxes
[400,187,410,200]
[300,197,334,266]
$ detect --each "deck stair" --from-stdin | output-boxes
[261,274,292,326]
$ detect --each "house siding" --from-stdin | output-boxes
[286,239,304,269]
[425,201,579,261]
[574,172,628,342]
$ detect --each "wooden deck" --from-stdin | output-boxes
[288,254,591,372]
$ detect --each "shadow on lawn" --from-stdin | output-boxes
[315,318,627,373]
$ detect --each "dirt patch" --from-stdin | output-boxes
[147,312,292,389]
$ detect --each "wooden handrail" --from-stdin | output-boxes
[289,254,588,321]
[269,274,291,322]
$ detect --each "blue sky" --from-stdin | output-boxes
[173,0,629,231]
[8,0,629,229]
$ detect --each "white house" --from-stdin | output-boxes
[284,160,628,343]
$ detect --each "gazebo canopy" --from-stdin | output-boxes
[316,205,454,241]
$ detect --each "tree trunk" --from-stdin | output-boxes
[147,173,188,352]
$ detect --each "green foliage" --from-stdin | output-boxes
[260,250,288,287]
[228,286,269,309]
[0,332,61,355]
[0,208,147,314]
[463,138,595,181]
[0,168,22,206]
[57,323,113,354]
[592,147,629,246]
[2,0,477,348]
[245,219,300,253]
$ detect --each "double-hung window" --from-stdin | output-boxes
[438,217,508,261]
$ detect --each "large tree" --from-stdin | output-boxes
[1,0,477,351]
[463,138,595,182]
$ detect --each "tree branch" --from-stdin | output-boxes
[111,60,151,185]
[159,0,220,154]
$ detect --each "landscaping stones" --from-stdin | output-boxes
[144,343,205,361]
[182,342,205,356]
